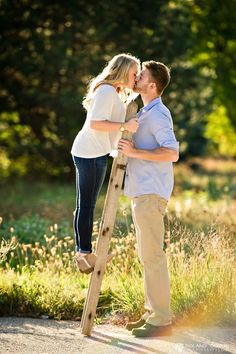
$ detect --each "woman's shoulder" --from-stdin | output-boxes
[95,84,116,95]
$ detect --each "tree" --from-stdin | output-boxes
[1,0,232,179]
[190,0,236,129]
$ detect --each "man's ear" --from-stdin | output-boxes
[150,82,157,91]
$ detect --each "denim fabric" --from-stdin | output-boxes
[72,154,108,253]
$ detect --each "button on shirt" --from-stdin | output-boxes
[124,97,179,200]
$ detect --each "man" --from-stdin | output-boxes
[118,61,179,337]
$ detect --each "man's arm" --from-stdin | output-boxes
[118,139,179,162]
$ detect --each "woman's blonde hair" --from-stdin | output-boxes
[83,53,140,110]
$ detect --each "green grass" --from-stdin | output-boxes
[0,226,235,325]
[1,157,235,241]
[0,158,235,325]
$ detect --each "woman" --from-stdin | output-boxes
[71,53,140,274]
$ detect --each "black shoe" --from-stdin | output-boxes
[132,323,172,337]
[125,318,146,331]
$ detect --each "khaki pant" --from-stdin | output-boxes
[131,194,171,326]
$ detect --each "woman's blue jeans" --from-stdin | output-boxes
[72,154,108,253]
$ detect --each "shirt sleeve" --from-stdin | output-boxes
[89,85,115,121]
[152,112,179,151]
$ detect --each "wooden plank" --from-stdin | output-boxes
[81,101,138,336]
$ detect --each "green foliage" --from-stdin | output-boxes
[1,159,235,248]
[0,215,72,244]
[3,0,234,178]
[190,0,236,129]
[0,160,235,323]
[0,270,85,319]
[0,111,32,177]
[0,224,235,324]
[205,105,236,157]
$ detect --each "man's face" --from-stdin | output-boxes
[133,68,151,94]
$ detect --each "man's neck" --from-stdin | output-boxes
[141,93,160,106]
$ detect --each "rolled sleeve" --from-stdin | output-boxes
[155,127,179,150]
[152,114,179,151]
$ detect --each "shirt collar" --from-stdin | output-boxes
[138,97,162,117]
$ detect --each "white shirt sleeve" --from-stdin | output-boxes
[89,85,115,121]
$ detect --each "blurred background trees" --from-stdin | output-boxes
[0,0,235,180]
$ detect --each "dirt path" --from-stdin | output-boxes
[0,317,235,354]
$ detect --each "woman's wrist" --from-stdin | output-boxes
[119,123,126,132]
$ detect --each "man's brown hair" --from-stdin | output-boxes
[142,61,170,95]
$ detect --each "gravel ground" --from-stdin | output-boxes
[0,317,236,354]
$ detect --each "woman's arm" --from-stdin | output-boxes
[90,118,139,133]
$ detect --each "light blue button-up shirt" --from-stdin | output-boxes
[124,97,179,200]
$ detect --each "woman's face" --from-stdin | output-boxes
[125,64,139,89]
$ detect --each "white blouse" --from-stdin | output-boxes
[71,84,126,158]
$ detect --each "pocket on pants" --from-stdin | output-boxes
[132,195,151,215]
[157,198,167,216]
[133,194,167,217]
[148,195,167,216]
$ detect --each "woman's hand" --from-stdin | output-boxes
[124,117,139,133]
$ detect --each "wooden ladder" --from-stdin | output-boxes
[81,101,138,336]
